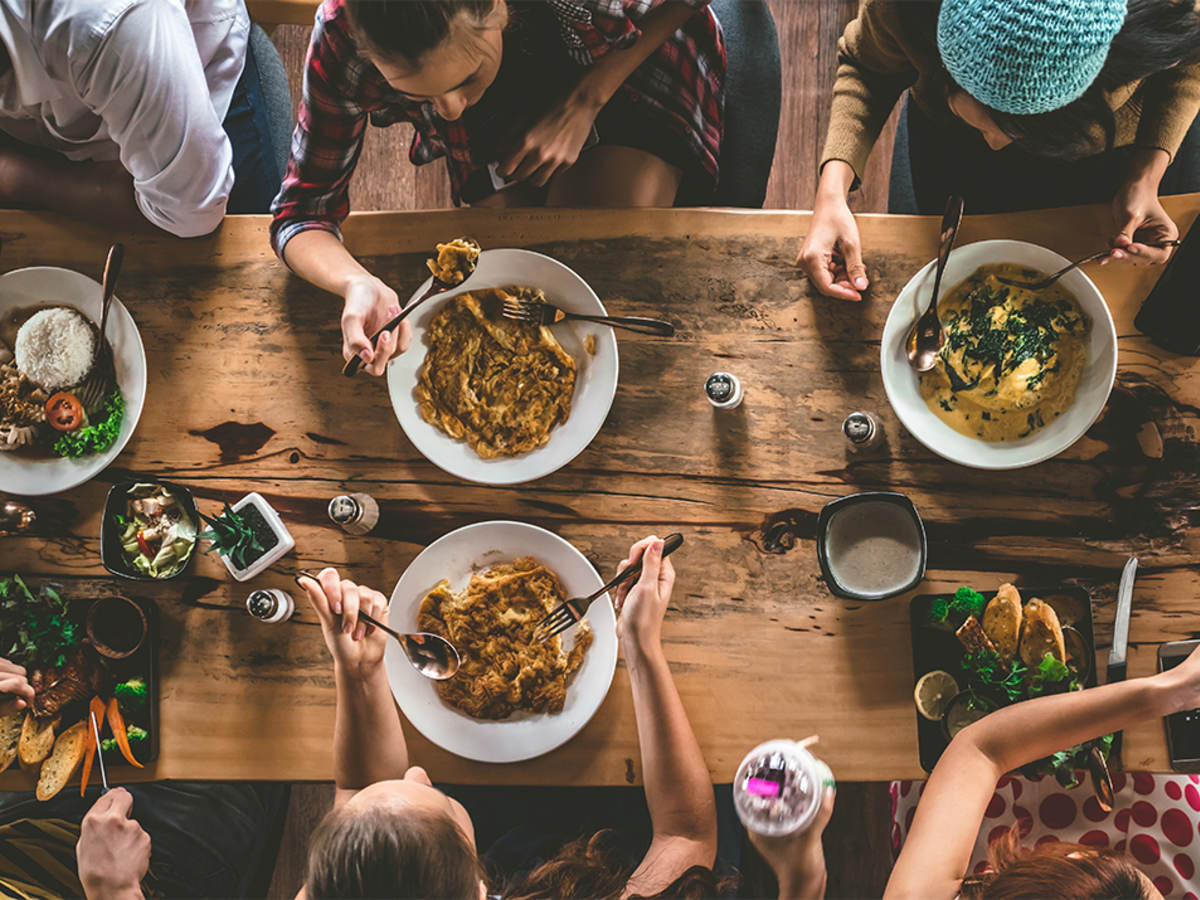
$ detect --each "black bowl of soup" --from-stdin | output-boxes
[816,492,927,600]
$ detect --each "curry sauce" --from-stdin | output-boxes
[918,264,1090,442]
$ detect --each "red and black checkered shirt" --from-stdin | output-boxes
[270,0,724,257]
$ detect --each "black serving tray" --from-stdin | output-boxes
[1,582,159,770]
[909,586,1095,773]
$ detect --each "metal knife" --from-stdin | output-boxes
[1107,556,1139,766]
[89,709,109,794]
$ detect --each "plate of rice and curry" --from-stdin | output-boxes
[384,520,618,763]
[386,249,619,485]
[0,267,147,495]
[881,240,1117,470]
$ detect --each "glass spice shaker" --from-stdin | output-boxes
[246,588,295,623]
[328,493,380,536]
[842,411,880,449]
[705,372,744,409]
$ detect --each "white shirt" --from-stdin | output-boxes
[0,0,249,237]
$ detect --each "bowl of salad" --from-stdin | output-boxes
[101,481,198,581]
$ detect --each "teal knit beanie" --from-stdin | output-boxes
[937,0,1128,115]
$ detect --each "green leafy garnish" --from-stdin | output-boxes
[1027,653,1072,696]
[101,724,148,753]
[52,390,124,458]
[949,586,987,621]
[962,649,1028,703]
[114,677,148,710]
[924,597,949,626]
[0,574,79,668]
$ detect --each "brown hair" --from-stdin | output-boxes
[305,802,484,899]
[960,825,1151,900]
[500,829,732,900]
[345,0,501,67]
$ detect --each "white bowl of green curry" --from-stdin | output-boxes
[881,239,1118,470]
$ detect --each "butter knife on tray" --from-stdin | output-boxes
[1106,556,1138,765]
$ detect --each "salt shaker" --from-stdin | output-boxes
[842,411,880,449]
[328,493,380,535]
[246,588,295,623]
[705,372,744,409]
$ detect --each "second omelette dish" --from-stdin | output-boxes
[417,287,577,458]
[418,558,593,719]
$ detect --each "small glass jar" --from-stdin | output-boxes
[328,493,380,535]
[246,588,295,623]
[705,372,744,409]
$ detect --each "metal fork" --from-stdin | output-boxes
[997,240,1181,291]
[501,293,675,337]
[533,533,683,643]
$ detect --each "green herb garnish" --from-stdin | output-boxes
[0,574,79,668]
[53,390,124,458]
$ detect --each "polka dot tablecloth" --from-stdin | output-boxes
[891,774,1200,899]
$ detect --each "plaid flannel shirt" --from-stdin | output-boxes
[270,0,724,258]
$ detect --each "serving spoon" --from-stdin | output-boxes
[294,572,462,680]
[905,195,964,372]
[341,237,481,378]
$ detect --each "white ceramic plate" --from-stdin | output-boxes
[881,240,1118,470]
[386,249,619,484]
[386,520,618,763]
[0,267,147,495]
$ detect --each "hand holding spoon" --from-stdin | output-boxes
[906,195,964,372]
[294,572,461,680]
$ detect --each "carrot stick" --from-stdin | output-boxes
[105,697,143,768]
[80,696,106,795]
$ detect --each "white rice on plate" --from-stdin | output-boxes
[14,307,96,391]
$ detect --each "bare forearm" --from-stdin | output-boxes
[0,150,156,232]
[966,674,1177,773]
[626,642,716,841]
[332,665,409,790]
[282,228,374,297]
[572,2,697,111]
[1123,147,1170,190]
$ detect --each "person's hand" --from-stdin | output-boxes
[341,274,412,377]
[748,787,834,900]
[1107,150,1178,267]
[77,788,150,900]
[495,93,600,188]
[297,569,390,680]
[799,178,869,302]
[613,536,675,653]
[0,657,34,716]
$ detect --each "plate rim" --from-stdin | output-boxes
[386,519,619,763]
[386,248,619,485]
[0,265,147,495]
[880,238,1118,470]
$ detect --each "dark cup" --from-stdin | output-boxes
[816,491,927,600]
[86,595,148,659]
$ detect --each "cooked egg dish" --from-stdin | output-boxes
[919,264,1091,442]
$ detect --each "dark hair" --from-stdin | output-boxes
[960,826,1152,900]
[500,830,732,900]
[903,0,1200,159]
[345,0,499,67]
[305,802,483,899]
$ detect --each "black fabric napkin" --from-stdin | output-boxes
[1135,216,1200,355]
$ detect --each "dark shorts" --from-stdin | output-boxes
[223,32,283,215]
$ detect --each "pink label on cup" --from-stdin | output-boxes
[747,777,781,798]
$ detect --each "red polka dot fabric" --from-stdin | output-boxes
[891,774,1200,898]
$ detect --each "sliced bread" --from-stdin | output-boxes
[18,713,59,768]
[36,721,87,801]
[0,711,23,773]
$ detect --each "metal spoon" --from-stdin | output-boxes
[906,195,964,372]
[342,237,481,378]
[293,572,461,680]
[997,240,1182,291]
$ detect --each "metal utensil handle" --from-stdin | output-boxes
[342,279,450,377]
[567,314,675,337]
[357,610,406,643]
[99,242,124,342]
[587,533,684,603]
[927,195,965,317]
[89,710,109,793]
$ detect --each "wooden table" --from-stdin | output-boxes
[0,200,1197,786]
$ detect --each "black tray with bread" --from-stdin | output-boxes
[909,583,1097,776]
[0,575,158,799]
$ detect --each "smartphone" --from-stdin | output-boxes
[1159,640,1200,771]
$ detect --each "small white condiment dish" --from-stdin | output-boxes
[816,491,927,601]
[880,239,1118,470]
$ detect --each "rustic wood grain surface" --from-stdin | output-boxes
[0,201,1197,788]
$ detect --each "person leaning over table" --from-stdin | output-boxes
[269,0,724,376]
[886,642,1200,900]
[0,658,289,900]
[0,0,281,237]
[799,0,1200,302]
[294,538,834,900]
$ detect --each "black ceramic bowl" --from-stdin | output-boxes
[816,491,927,600]
[101,480,199,581]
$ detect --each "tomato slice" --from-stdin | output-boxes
[136,530,155,559]
[44,392,84,432]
